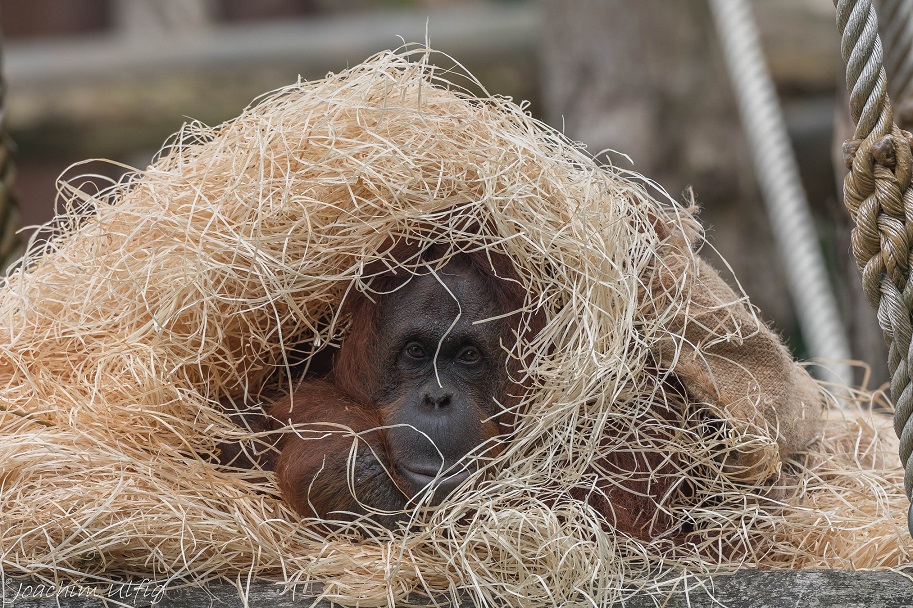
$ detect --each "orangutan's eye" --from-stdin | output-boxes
[404,342,427,359]
[458,347,481,364]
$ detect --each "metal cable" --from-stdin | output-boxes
[708,0,853,389]
[834,0,913,535]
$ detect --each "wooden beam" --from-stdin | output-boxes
[3,571,912,607]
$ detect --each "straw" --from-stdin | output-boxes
[0,46,908,607]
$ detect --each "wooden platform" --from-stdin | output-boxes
[2,570,912,607]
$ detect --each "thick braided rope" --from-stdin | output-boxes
[835,0,913,533]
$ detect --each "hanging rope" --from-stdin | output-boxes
[708,0,853,389]
[833,0,913,535]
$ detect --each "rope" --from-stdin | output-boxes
[708,0,853,388]
[833,0,913,536]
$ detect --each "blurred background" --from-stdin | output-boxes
[0,0,881,384]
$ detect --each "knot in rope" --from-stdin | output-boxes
[843,129,913,503]
[843,127,913,307]
[835,0,913,536]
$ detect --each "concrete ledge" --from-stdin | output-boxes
[2,570,912,607]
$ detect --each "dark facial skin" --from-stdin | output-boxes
[264,253,523,528]
[372,263,509,500]
[223,251,684,541]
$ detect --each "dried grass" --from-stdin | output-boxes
[0,46,909,606]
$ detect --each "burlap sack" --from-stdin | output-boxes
[649,214,825,488]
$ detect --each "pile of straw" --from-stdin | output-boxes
[0,47,909,606]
